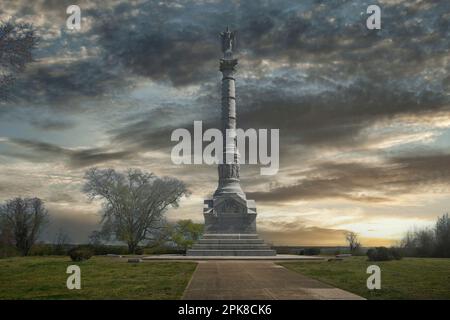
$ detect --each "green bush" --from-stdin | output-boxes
[26,244,130,256]
[351,247,368,256]
[87,245,129,255]
[29,243,72,256]
[271,246,291,254]
[389,247,403,260]
[0,244,19,258]
[68,247,93,261]
[143,246,185,255]
[52,244,70,256]
[29,244,55,256]
[367,247,389,261]
[302,248,321,256]
[367,247,402,261]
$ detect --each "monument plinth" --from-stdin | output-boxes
[187,28,276,256]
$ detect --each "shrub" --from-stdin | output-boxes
[29,243,73,256]
[351,247,367,256]
[303,248,321,255]
[88,245,129,256]
[367,247,389,261]
[367,247,402,261]
[389,247,403,260]
[143,246,185,255]
[52,245,69,256]
[69,247,93,261]
[28,244,132,256]
[29,243,55,256]
[0,244,19,258]
[271,246,292,254]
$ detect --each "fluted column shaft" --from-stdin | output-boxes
[214,57,244,198]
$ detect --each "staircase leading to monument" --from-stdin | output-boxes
[187,234,276,256]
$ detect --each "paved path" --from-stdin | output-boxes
[182,261,364,300]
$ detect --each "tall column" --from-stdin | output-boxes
[213,28,245,200]
[186,27,275,255]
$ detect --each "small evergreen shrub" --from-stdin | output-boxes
[143,246,185,255]
[0,244,19,258]
[389,247,403,260]
[303,248,321,255]
[88,245,129,255]
[69,247,93,261]
[28,244,54,256]
[367,247,402,261]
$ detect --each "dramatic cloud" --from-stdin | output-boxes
[1,0,449,245]
[248,153,450,203]
[259,224,350,247]
[2,137,134,168]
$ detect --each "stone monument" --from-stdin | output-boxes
[187,28,276,256]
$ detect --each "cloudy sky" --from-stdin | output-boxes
[0,0,449,246]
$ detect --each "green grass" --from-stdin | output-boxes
[0,256,197,300]
[280,256,450,300]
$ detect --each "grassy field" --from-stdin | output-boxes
[3,256,449,300]
[280,256,450,300]
[0,256,197,300]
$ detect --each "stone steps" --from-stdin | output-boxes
[191,244,271,250]
[195,239,265,244]
[201,234,260,240]
[186,249,276,256]
[187,233,276,256]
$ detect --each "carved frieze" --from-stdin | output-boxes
[215,198,245,214]
[218,163,240,180]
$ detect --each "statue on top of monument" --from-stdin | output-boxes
[220,26,236,57]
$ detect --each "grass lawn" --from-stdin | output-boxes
[280,256,450,300]
[0,256,197,300]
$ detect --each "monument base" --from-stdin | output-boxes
[186,234,276,256]
[187,192,275,256]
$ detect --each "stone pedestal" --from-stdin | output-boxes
[186,196,275,256]
[203,196,256,234]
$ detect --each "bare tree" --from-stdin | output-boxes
[0,21,38,100]
[400,213,449,257]
[88,230,103,246]
[0,217,14,257]
[0,197,48,256]
[345,231,361,253]
[83,168,189,254]
[435,213,450,258]
[414,228,435,257]
[53,229,71,255]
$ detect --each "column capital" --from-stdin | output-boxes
[220,58,238,72]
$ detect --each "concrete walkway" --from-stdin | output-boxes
[182,261,365,300]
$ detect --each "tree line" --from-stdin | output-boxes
[400,213,450,258]
[1,167,449,258]
[343,214,450,259]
